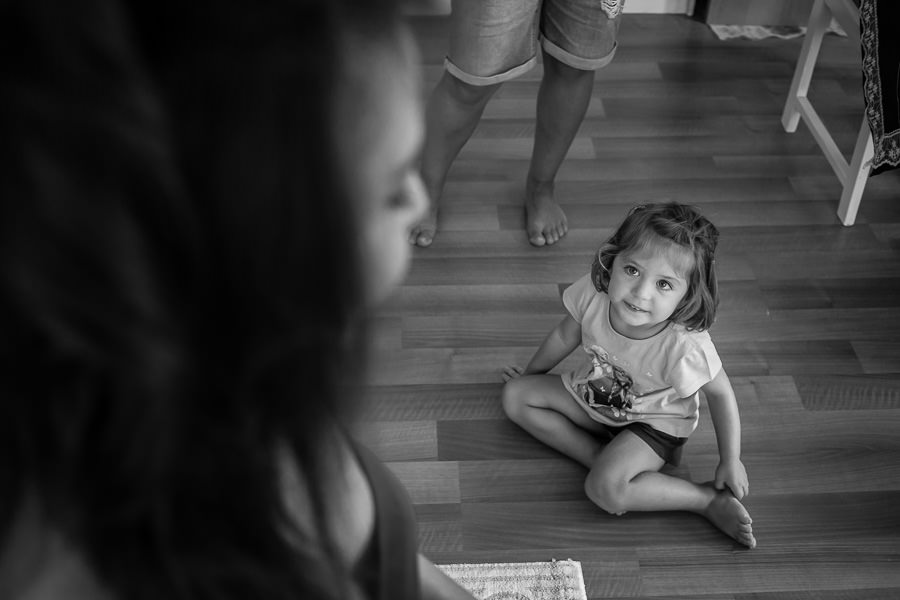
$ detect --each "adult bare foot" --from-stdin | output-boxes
[525,179,567,246]
[409,204,438,247]
[704,491,756,548]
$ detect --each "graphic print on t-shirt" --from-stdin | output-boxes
[570,344,635,418]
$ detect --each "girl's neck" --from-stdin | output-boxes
[608,308,671,340]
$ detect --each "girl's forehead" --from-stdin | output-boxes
[622,235,695,277]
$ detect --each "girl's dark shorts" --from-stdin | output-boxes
[604,422,687,466]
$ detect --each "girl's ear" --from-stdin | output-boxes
[590,248,613,294]
[627,204,647,216]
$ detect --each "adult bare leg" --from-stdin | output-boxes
[525,50,594,246]
[414,71,501,247]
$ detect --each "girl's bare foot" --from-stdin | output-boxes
[409,204,438,247]
[704,491,756,548]
[525,179,567,247]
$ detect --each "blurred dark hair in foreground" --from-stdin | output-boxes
[0,0,402,598]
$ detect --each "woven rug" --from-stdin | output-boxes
[437,559,587,600]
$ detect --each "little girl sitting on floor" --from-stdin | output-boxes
[502,202,756,548]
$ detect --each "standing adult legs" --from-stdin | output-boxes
[412,71,501,247]
[525,49,595,246]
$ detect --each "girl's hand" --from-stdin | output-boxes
[715,459,749,500]
[502,365,524,382]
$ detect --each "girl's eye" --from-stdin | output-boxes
[624,265,638,276]
[657,280,673,291]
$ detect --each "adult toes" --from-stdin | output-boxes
[415,231,433,247]
[528,231,547,246]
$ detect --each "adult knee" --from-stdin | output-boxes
[542,53,593,84]
[444,73,500,108]
[584,469,628,515]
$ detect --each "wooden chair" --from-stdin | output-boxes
[782,0,872,226]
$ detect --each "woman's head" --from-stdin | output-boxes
[591,203,719,332]
[132,0,422,408]
[333,18,428,304]
[130,0,423,591]
[2,0,418,597]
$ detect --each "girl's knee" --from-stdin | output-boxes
[500,379,526,421]
[584,469,628,515]
[501,377,541,424]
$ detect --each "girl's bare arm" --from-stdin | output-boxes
[702,369,749,498]
[521,314,582,375]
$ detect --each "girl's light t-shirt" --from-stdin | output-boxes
[560,273,722,438]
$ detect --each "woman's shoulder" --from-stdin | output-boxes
[0,498,115,600]
[278,435,376,569]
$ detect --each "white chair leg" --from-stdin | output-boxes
[782,0,832,133]
[837,117,874,226]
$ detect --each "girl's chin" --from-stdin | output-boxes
[615,304,651,323]
[611,305,662,337]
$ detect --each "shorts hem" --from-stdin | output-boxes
[540,37,617,71]
[444,55,538,86]
[623,424,686,466]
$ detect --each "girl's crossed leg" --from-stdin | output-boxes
[502,373,611,468]
[501,374,756,548]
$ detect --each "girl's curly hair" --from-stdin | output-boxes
[590,202,720,331]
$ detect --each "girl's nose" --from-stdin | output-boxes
[633,278,654,300]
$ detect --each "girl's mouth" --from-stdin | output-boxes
[625,301,647,313]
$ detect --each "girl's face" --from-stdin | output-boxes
[336,29,428,304]
[606,239,692,339]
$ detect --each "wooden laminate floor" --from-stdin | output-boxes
[358,13,900,599]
